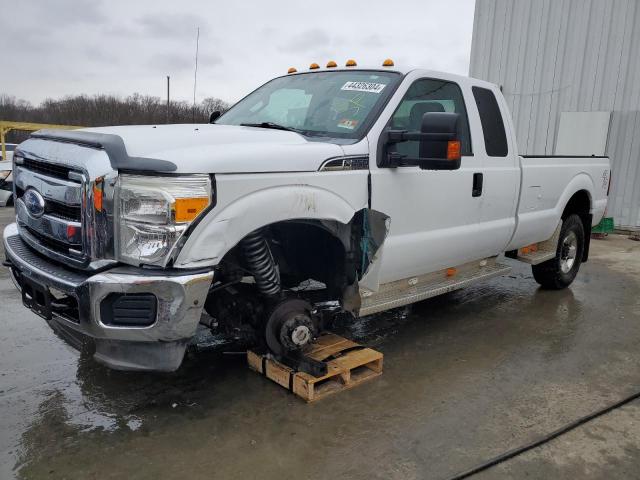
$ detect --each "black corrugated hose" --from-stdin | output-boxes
[445,389,640,480]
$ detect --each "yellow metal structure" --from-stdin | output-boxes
[0,121,83,162]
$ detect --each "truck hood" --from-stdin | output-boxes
[80,124,347,173]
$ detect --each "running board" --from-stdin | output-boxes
[514,222,561,265]
[359,258,511,317]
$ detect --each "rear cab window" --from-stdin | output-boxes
[472,86,508,157]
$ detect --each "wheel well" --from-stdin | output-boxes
[212,209,388,315]
[269,221,353,298]
[205,214,388,341]
[562,189,592,262]
[562,190,591,219]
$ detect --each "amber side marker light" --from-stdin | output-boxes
[326,60,337,68]
[520,244,538,255]
[447,140,461,160]
[175,197,209,222]
[93,177,103,211]
[345,59,357,67]
[382,58,394,67]
[309,63,320,70]
[446,267,457,277]
[287,67,297,74]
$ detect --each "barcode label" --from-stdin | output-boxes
[341,81,386,94]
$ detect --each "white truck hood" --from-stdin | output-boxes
[80,124,346,173]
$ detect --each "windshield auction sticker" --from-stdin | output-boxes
[337,119,359,130]
[341,81,386,94]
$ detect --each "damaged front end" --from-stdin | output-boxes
[199,208,390,360]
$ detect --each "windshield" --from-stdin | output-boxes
[217,70,401,139]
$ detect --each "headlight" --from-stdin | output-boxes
[116,174,212,266]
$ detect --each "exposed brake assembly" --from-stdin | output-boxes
[205,227,346,377]
[263,298,343,377]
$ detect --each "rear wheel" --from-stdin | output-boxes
[532,214,585,289]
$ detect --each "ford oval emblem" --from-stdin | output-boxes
[24,188,46,218]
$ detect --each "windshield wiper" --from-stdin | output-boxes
[240,122,302,133]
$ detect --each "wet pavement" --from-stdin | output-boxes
[1,205,639,480]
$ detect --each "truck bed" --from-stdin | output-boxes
[507,155,610,251]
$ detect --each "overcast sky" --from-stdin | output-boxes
[2,0,476,105]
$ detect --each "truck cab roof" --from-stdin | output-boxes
[283,65,499,90]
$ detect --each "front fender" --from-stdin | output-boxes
[174,183,364,268]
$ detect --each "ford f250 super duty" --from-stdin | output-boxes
[2,60,610,372]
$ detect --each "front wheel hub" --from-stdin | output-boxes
[265,299,318,355]
[280,314,315,351]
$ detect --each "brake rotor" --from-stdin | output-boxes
[265,299,317,356]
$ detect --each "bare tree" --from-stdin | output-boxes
[0,93,230,143]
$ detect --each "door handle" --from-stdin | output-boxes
[472,172,483,197]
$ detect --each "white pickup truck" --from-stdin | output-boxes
[3,62,610,372]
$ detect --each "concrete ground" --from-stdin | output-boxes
[0,205,639,480]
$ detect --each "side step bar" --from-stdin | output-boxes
[359,258,511,317]
[509,222,561,265]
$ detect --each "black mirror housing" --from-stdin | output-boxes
[419,112,459,160]
[209,111,221,123]
[379,111,462,170]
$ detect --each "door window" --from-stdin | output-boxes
[389,79,472,158]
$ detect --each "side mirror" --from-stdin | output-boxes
[209,111,221,123]
[380,112,462,170]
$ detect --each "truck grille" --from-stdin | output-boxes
[15,186,82,222]
[14,159,87,268]
[21,158,76,181]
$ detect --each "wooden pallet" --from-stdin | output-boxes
[247,333,383,402]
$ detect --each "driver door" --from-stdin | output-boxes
[367,77,481,286]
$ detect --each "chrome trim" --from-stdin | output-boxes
[14,165,82,205]
[84,172,118,263]
[68,171,84,182]
[17,224,86,268]
[13,138,119,270]
[16,199,82,245]
[319,155,370,171]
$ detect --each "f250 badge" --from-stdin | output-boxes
[602,170,609,190]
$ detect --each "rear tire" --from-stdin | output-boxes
[532,214,584,289]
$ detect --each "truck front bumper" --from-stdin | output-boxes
[3,223,213,372]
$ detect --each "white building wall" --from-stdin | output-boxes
[470,0,640,230]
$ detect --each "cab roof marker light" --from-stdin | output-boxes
[382,58,394,67]
[287,67,297,74]
[345,59,357,67]
[326,60,337,68]
[309,62,320,70]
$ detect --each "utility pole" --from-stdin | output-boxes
[166,75,170,124]
[192,27,200,123]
